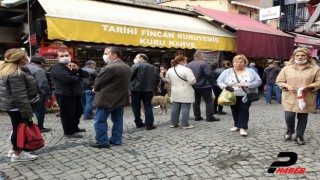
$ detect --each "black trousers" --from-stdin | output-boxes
[193,87,214,119]
[212,86,223,112]
[7,111,26,150]
[55,94,83,135]
[285,111,308,137]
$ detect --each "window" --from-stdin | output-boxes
[239,10,248,15]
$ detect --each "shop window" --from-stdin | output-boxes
[239,10,248,16]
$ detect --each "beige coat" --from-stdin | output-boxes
[276,63,320,113]
[166,64,196,103]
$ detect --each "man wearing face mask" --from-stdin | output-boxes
[90,47,131,148]
[49,49,89,138]
[130,53,159,130]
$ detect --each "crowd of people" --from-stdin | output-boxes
[0,47,319,162]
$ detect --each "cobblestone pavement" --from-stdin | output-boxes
[1,99,320,180]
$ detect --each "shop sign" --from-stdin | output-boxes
[46,17,236,51]
[259,6,280,21]
[203,51,220,64]
[30,34,37,46]
[38,47,74,60]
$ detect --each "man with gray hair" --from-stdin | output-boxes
[187,50,220,122]
[81,60,98,120]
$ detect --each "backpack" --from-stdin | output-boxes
[17,122,44,151]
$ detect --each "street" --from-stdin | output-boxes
[1,99,320,179]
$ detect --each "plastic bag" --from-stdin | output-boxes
[218,88,236,106]
[212,90,215,100]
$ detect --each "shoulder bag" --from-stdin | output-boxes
[233,68,259,103]
[174,67,187,82]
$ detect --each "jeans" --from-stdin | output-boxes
[212,86,223,112]
[131,91,154,128]
[230,96,251,129]
[7,111,26,150]
[285,111,308,137]
[193,87,214,119]
[170,102,191,127]
[82,90,95,118]
[94,107,124,145]
[266,83,281,104]
[34,97,47,129]
[55,94,83,135]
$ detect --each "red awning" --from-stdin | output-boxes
[193,6,295,59]
[295,37,320,48]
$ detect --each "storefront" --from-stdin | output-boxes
[192,6,295,59]
[37,0,236,67]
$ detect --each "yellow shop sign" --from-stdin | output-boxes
[46,17,236,51]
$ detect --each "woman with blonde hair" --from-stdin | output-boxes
[276,47,320,145]
[217,55,261,136]
[0,48,38,161]
[166,55,196,129]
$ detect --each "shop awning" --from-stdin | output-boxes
[38,0,236,51]
[295,37,320,48]
[193,6,295,59]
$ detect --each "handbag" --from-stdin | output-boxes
[233,69,260,103]
[174,67,187,82]
[17,120,44,151]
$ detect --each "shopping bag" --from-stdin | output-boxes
[218,88,236,106]
[17,121,44,151]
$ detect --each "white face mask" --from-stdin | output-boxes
[59,57,71,64]
[295,59,307,64]
[133,59,139,64]
[103,55,109,63]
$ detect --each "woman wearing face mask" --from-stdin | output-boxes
[276,47,320,145]
[0,48,38,162]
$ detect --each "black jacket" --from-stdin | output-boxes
[0,69,38,119]
[81,66,98,90]
[130,61,159,92]
[50,63,88,96]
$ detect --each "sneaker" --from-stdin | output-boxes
[170,125,179,128]
[11,152,37,162]
[7,149,14,158]
[230,127,240,132]
[182,125,194,129]
[240,129,248,136]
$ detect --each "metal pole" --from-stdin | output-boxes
[295,0,298,28]
[27,0,32,58]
